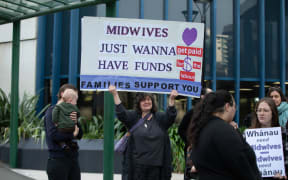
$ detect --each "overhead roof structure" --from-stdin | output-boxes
[0,0,113,25]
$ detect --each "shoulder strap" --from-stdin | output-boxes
[129,113,151,133]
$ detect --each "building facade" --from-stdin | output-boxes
[0,0,287,126]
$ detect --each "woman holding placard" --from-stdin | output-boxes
[187,90,261,180]
[250,97,287,179]
[108,85,178,180]
[250,98,280,129]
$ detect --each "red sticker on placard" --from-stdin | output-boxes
[180,71,195,81]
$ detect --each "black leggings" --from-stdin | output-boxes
[133,164,161,180]
[46,157,80,180]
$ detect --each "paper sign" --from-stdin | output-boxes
[80,17,204,97]
[244,127,286,177]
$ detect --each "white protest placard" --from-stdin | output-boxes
[244,127,285,177]
[80,17,204,97]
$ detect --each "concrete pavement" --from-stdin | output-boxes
[0,161,184,180]
[11,169,122,180]
[0,161,33,180]
[12,169,184,180]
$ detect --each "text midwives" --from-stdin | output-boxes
[105,25,169,38]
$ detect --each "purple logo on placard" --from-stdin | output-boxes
[182,28,197,46]
[183,56,193,72]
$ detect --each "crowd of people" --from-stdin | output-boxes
[44,84,288,180]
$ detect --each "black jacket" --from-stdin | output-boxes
[192,116,262,180]
[44,106,83,158]
[115,104,177,180]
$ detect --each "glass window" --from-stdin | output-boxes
[238,81,259,127]
[216,80,235,92]
[240,0,258,78]
[265,0,280,79]
[144,0,163,20]
[78,91,104,117]
[44,79,51,105]
[80,6,97,18]
[192,2,211,79]
[44,12,71,77]
[44,14,54,77]
[216,0,233,78]
[118,0,139,18]
[60,11,71,76]
[96,4,106,17]
[168,0,186,21]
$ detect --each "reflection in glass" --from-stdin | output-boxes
[240,0,258,78]
[265,0,280,79]
[118,0,139,18]
[215,0,233,77]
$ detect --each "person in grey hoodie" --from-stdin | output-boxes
[267,87,288,128]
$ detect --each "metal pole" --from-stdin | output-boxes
[139,0,144,19]
[10,20,20,168]
[163,0,168,20]
[200,2,206,89]
[116,0,119,17]
[68,9,80,86]
[280,0,286,94]
[186,0,193,110]
[211,0,217,91]
[35,16,47,113]
[51,12,63,105]
[103,92,115,180]
[187,0,193,22]
[258,0,265,98]
[104,3,116,180]
[162,0,169,109]
[233,0,240,124]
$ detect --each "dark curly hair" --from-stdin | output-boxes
[267,86,286,102]
[250,97,279,128]
[134,93,158,114]
[187,90,234,147]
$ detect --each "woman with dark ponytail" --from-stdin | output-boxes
[187,90,261,180]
